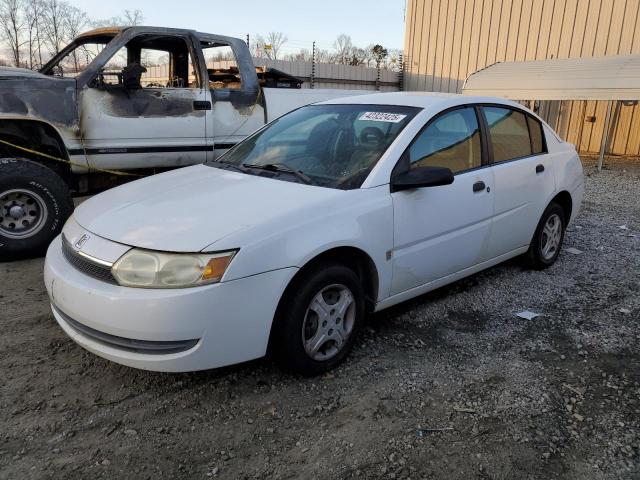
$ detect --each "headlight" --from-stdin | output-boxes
[112,249,237,288]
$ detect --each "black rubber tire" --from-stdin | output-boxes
[525,202,566,270]
[0,158,73,261]
[272,262,366,376]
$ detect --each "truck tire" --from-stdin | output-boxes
[0,158,73,261]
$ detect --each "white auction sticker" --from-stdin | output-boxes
[359,112,407,123]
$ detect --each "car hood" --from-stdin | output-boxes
[0,69,77,126]
[0,66,51,79]
[73,164,344,252]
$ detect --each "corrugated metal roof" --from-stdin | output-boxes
[462,54,640,100]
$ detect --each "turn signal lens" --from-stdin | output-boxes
[112,249,237,288]
[202,255,234,282]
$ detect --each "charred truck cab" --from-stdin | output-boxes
[0,26,361,259]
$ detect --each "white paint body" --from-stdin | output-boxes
[44,92,584,372]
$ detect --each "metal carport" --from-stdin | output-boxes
[462,54,640,170]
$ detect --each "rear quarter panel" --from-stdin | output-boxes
[546,125,584,224]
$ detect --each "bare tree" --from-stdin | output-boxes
[315,48,331,63]
[63,4,87,72]
[24,0,44,68]
[256,32,287,60]
[285,48,312,62]
[41,0,67,56]
[0,0,26,67]
[385,48,403,71]
[122,9,143,26]
[92,9,144,28]
[333,34,352,65]
[349,47,367,66]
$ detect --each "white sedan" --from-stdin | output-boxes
[44,92,584,376]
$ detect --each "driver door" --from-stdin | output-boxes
[79,32,210,170]
[390,106,494,295]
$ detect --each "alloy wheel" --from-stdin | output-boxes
[302,283,356,361]
[541,213,562,260]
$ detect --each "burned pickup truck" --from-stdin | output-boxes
[0,26,361,259]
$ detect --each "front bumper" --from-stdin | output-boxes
[44,235,297,372]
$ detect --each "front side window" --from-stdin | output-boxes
[408,107,482,174]
[210,104,419,189]
[88,35,200,89]
[483,107,532,162]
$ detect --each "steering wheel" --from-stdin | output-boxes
[359,127,385,147]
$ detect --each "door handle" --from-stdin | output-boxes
[193,100,212,111]
[472,181,486,192]
[536,164,545,173]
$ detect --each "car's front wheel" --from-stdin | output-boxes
[526,202,566,269]
[273,263,366,376]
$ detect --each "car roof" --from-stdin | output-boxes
[76,26,128,40]
[317,91,526,111]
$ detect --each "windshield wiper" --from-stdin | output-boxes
[243,163,312,185]
[208,160,247,173]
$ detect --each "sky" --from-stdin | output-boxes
[78,0,407,53]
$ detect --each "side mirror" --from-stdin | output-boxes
[390,166,454,192]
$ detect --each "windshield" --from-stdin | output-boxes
[209,104,420,189]
[40,37,114,78]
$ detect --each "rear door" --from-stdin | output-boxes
[390,106,494,295]
[481,106,555,258]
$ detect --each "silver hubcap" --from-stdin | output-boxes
[541,213,562,260]
[0,189,48,239]
[302,283,356,361]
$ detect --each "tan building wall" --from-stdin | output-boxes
[403,0,640,155]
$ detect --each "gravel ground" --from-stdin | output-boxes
[0,160,638,480]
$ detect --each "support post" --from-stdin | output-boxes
[597,100,614,171]
[311,41,316,89]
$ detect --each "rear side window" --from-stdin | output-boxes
[483,107,531,162]
[408,107,482,174]
[527,116,545,154]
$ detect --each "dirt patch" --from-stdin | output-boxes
[0,163,639,479]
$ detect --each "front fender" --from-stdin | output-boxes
[216,185,394,302]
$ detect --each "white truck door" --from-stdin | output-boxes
[79,33,210,170]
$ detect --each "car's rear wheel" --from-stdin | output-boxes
[273,263,366,376]
[0,158,73,261]
[526,202,566,270]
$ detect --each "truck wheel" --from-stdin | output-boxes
[0,158,73,261]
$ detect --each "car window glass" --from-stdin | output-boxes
[408,107,481,173]
[483,107,532,162]
[528,115,545,154]
[214,104,419,189]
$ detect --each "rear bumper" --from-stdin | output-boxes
[44,235,297,372]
